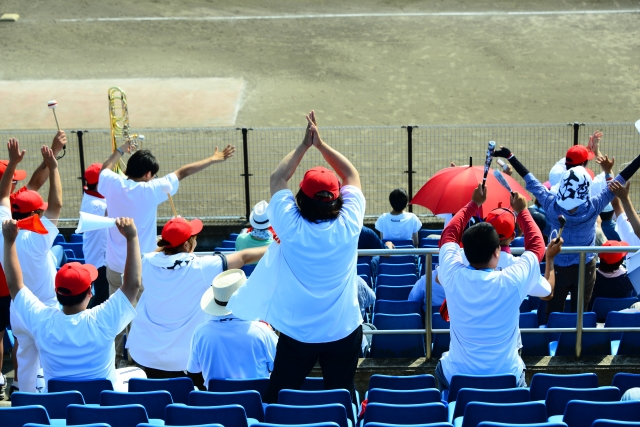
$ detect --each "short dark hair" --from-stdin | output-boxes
[462,223,500,265]
[295,189,343,223]
[87,183,98,191]
[600,210,614,222]
[566,161,588,170]
[125,150,160,179]
[389,188,409,212]
[599,258,624,273]
[56,287,91,307]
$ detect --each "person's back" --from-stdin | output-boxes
[375,188,421,244]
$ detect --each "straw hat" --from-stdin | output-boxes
[249,200,270,230]
[201,269,247,316]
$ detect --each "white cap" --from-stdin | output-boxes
[249,200,270,230]
[556,166,591,211]
[200,269,247,316]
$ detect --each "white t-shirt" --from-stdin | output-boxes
[127,252,226,371]
[12,286,136,390]
[0,206,58,307]
[98,169,179,273]
[80,193,108,269]
[437,242,543,383]
[617,213,640,272]
[228,185,365,343]
[375,212,422,241]
[187,315,277,382]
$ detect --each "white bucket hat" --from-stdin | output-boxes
[249,200,270,230]
[556,166,591,211]
[201,269,247,316]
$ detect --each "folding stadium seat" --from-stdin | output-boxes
[53,233,66,245]
[377,263,416,276]
[432,313,451,360]
[420,238,441,248]
[386,239,415,247]
[278,389,356,427]
[367,388,441,405]
[544,312,598,356]
[592,421,640,427]
[266,404,349,427]
[70,233,84,243]
[373,300,421,317]
[362,402,448,426]
[254,423,340,427]
[612,373,640,397]
[64,249,75,259]
[519,312,547,357]
[551,330,610,357]
[368,374,437,392]
[48,378,113,405]
[520,299,530,313]
[221,240,236,248]
[510,237,525,248]
[370,313,425,358]
[165,404,250,427]
[302,377,325,391]
[366,423,452,427]
[382,255,416,265]
[189,390,265,422]
[561,400,640,427]
[545,387,620,419]
[128,377,194,405]
[528,296,541,313]
[528,373,599,402]
[229,233,239,241]
[460,401,547,427]
[59,242,84,258]
[25,424,110,427]
[358,263,372,277]
[478,423,566,427]
[375,285,413,301]
[208,378,270,399]
[67,403,149,427]
[358,256,373,268]
[242,264,256,277]
[12,391,84,424]
[100,390,173,422]
[137,425,223,427]
[0,405,51,427]
[450,388,530,424]
[419,229,443,240]
[444,374,517,403]
[592,297,639,322]
[604,312,640,355]
[359,274,373,288]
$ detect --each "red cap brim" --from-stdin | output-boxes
[13,170,27,181]
[190,218,204,236]
[82,264,99,282]
[587,151,596,160]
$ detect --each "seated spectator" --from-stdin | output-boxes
[588,240,634,316]
[2,217,143,391]
[408,271,446,314]
[127,217,267,379]
[375,188,422,246]
[235,200,274,256]
[357,276,376,356]
[358,226,394,275]
[187,269,278,389]
[600,203,621,241]
[435,184,562,390]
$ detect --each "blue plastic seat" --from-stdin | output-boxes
[221,240,236,248]
[520,312,547,356]
[545,387,620,417]
[360,274,373,288]
[128,377,194,405]
[366,423,452,427]
[545,312,597,343]
[67,403,149,427]
[370,313,425,358]
[376,274,419,287]
[0,405,51,427]
[266,404,349,427]
[420,238,441,248]
[229,233,239,241]
[254,424,340,427]
[561,400,640,427]
[242,264,257,277]
[432,313,451,360]
[368,374,436,391]
[367,388,441,405]
[592,421,640,427]
[604,312,640,355]
[510,237,525,248]
[302,377,324,391]
[59,242,84,258]
[12,391,84,420]
[189,390,264,422]
[70,233,84,243]
[358,263,372,277]
[419,229,443,240]
[64,249,76,259]
[381,255,416,265]
[138,425,223,427]
[451,388,530,422]
[53,234,66,245]
[373,300,421,317]
[358,256,373,267]
[48,378,113,405]
[208,377,270,398]
[445,374,517,403]
[165,403,249,427]
[278,389,355,427]
[100,390,173,421]
[546,312,605,356]
[460,401,546,427]
[592,297,638,322]
[26,424,110,427]
[377,263,416,276]
[529,373,599,401]
[375,286,413,301]
[363,402,447,426]
[612,373,640,396]
[478,423,566,427]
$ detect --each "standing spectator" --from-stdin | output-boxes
[599,203,621,241]
[375,188,422,246]
[610,181,640,244]
[228,111,364,403]
[588,241,634,317]
[235,200,274,256]
[80,163,109,308]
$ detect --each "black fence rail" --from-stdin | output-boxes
[0,122,638,223]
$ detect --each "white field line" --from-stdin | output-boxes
[54,9,640,23]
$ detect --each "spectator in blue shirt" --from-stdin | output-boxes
[599,203,621,241]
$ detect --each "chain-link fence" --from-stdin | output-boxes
[0,122,638,224]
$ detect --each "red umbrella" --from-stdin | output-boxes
[411,165,530,215]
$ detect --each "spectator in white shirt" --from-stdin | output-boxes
[375,188,422,246]
[3,216,143,392]
[187,269,278,390]
[80,163,109,308]
[98,141,235,364]
[127,216,267,379]
[0,139,63,393]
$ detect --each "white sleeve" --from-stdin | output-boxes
[617,213,640,246]
[438,242,465,291]
[548,158,566,187]
[13,287,55,334]
[198,255,224,283]
[412,213,422,233]
[339,186,366,235]
[186,327,202,373]
[527,276,552,298]
[93,290,136,338]
[375,214,384,234]
[502,252,544,300]
[23,217,59,255]
[267,189,299,240]
[591,172,607,196]
[149,173,180,204]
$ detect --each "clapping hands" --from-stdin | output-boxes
[304,110,323,148]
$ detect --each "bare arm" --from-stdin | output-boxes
[102,141,132,172]
[174,145,236,181]
[270,138,311,196]
[610,181,640,238]
[26,131,66,191]
[541,238,563,301]
[42,146,62,225]
[116,218,142,304]
[227,246,269,270]
[2,219,24,300]
[0,139,26,210]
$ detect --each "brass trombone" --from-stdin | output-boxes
[108,87,144,174]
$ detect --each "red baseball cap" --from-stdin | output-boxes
[55,262,98,296]
[485,207,516,240]
[11,190,48,213]
[159,217,204,248]
[84,163,102,185]
[299,166,340,201]
[0,160,27,181]
[566,145,595,165]
[599,240,629,265]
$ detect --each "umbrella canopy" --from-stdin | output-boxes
[411,165,531,215]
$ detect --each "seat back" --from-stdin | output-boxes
[420,237,441,247]
[447,374,517,403]
[100,390,173,421]
[605,312,640,353]
[67,403,149,427]
[265,403,349,427]
[375,285,413,301]
[554,328,610,356]
[592,421,640,427]
[385,239,414,247]
[562,400,640,427]
[460,401,547,427]
[254,424,340,427]
[189,390,264,421]
[301,377,324,391]
[546,312,597,343]
[368,374,436,391]
[12,391,84,420]
[545,387,621,417]
[370,313,425,358]
[373,300,421,316]
[48,378,113,405]
[362,402,447,426]
[520,312,547,356]
[165,403,248,427]
[208,377,270,398]
[381,255,416,265]
[612,373,640,396]
[359,274,373,288]
[278,389,355,426]
[59,242,84,258]
[367,388,441,405]
[128,377,194,405]
[510,237,525,247]
[419,229,442,240]
[377,263,416,276]
[529,373,599,401]
[478,423,567,427]
[357,263,372,277]
[431,313,450,359]
[0,405,50,427]
[592,297,638,322]
[70,234,84,243]
[452,387,530,420]
[376,274,418,287]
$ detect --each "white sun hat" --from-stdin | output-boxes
[249,200,270,230]
[201,269,247,316]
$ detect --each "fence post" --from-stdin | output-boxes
[572,122,581,146]
[575,251,586,358]
[240,128,253,220]
[403,126,417,212]
[425,252,433,360]
[74,130,88,194]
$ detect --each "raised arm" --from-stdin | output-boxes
[42,146,62,225]
[2,219,24,300]
[26,131,66,191]
[0,139,26,210]
[173,145,236,181]
[270,116,313,195]
[116,218,142,304]
[440,183,484,246]
[512,191,545,262]
[227,245,268,270]
[610,181,640,238]
[102,140,133,172]
[541,237,563,301]
[495,146,553,209]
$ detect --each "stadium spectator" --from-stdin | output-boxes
[408,272,446,314]
[80,163,109,308]
[2,217,142,392]
[375,188,422,246]
[599,203,621,241]
[99,141,235,365]
[0,139,62,394]
[127,217,267,379]
[235,200,274,255]
[228,110,364,404]
[587,240,634,318]
[610,181,640,243]
[358,226,394,275]
[187,269,278,390]
[357,275,376,356]
[435,184,562,390]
